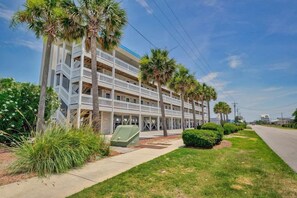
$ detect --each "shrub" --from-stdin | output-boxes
[223,123,237,135]
[201,122,224,144]
[182,129,217,148]
[0,78,60,145]
[235,123,246,131]
[10,126,109,176]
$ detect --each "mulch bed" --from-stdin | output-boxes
[0,148,36,186]
[213,140,232,149]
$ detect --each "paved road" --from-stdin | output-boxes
[252,125,297,172]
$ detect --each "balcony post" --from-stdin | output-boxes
[110,49,116,134]
[157,116,160,131]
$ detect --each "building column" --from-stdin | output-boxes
[139,114,142,131]
[110,49,116,134]
[157,116,160,131]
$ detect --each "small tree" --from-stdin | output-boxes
[186,79,201,128]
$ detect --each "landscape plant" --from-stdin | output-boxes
[201,122,224,144]
[10,126,109,176]
[223,123,237,134]
[0,78,59,145]
[182,129,217,148]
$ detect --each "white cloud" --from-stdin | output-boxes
[268,62,291,71]
[5,39,43,52]
[0,4,14,21]
[136,0,153,14]
[263,87,282,92]
[226,55,242,69]
[200,72,219,83]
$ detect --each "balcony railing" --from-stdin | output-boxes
[141,105,159,113]
[114,78,140,93]
[56,63,71,78]
[115,58,139,75]
[81,95,112,107]
[114,100,140,111]
[141,87,158,99]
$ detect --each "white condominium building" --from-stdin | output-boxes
[41,40,208,134]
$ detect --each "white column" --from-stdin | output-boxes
[139,80,142,131]
[110,50,116,134]
[157,116,160,131]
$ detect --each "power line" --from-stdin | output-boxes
[239,101,297,111]
[127,22,157,48]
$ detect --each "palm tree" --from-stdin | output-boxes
[199,83,209,124]
[204,86,217,123]
[11,0,76,132]
[139,49,176,136]
[292,108,297,123]
[169,65,194,131]
[214,101,225,125]
[62,0,127,132]
[186,79,201,128]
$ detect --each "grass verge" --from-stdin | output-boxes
[69,130,297,198]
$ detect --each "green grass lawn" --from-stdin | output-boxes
[69,130,297,198]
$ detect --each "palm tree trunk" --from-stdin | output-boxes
[36,36,53,133]
[181,94,185,131]
[207,100,210,123]
[226,114,229,122]
[91,35,100,132]
[157,81,167,136]
[192,100,196,128]
[220,112,223,125]
[202,99,205,124]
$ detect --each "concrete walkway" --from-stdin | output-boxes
[1,139,184,198]
[252,125,297,172]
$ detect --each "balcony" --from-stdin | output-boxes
[56,63,71,78]
[115,58,139,75]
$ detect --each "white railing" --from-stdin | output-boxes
[57,110,66,124]
[96,49,114,63]
[114,100,140,111]
[114,78,140,93]
[70,94,79,104]
[81,95,112,107]
[56,63,71,77]
[72,68,81,79]
[73,45,82,55]
[141,105,159,113]
[60,86,69,103]
[141,87,158,99]
[115,58,139,75]
[83,68,113,85]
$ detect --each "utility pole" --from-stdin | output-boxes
[232,102,237,121]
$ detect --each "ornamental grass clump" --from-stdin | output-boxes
[10,126,109,176]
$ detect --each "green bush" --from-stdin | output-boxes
[223,123,237,134]
[201,122,224,144]
[0,78,60,145]
[10,126,109,176]
[182,129,217,148]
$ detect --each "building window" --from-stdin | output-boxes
[141,100,143,105]
[62,75,70,91]
[126,98,130,102]
[106,93,110,99]
[117,95,120,100]
[56,73,61,86]
[133,99,137,103]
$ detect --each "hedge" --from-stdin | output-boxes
[201,122,224,144]
[223,123,238,134]
[182,129,217,148]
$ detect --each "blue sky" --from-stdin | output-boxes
[0,0,296,121]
